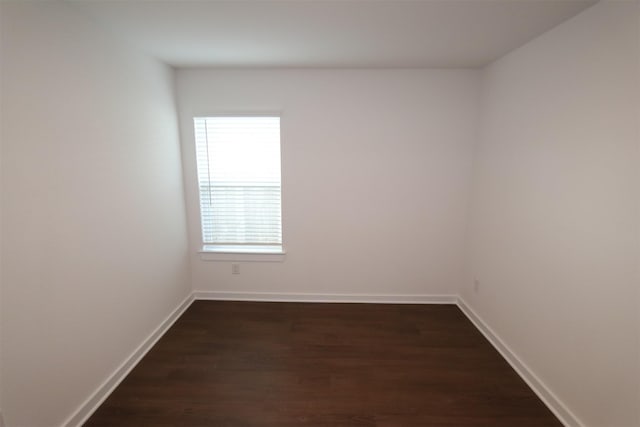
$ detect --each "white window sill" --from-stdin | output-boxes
[199,245,286,262]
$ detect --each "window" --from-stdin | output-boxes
[194,116,283,256]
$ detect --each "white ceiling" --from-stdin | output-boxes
[68,0,596,68]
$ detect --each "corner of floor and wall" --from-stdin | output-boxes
[0,2,192,427]
[461,2,640,426]
[1,1,639,427]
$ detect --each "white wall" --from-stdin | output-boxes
[0,61,3,425]
[177,69,478,297]
[0,2,190,426]
[464,2,640,426]
[0,53,3,423]
[1,2,635,426]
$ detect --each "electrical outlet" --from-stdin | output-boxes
[232,263,240,275]
[473,278,480,292]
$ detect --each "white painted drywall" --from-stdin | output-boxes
[0,2,190,426]
[464,2,640,426]
[0,39,3,424]
[69,0,595,68]
[177,69,479,296]
[0,55,3,427]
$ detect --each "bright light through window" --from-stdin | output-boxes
[194,116,282,251]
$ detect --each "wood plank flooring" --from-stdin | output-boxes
[84,301,562,427]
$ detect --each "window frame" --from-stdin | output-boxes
[193,114,286,262]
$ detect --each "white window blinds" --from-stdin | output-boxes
[194,116,282,248]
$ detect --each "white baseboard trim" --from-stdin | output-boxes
[456,297,583,427]
[193,291,457,304]
[54,292,580,427]
[61,293,195,427]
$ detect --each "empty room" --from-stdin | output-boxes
[0,0,638,426]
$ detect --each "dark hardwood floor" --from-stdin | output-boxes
[85,301,562,427]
